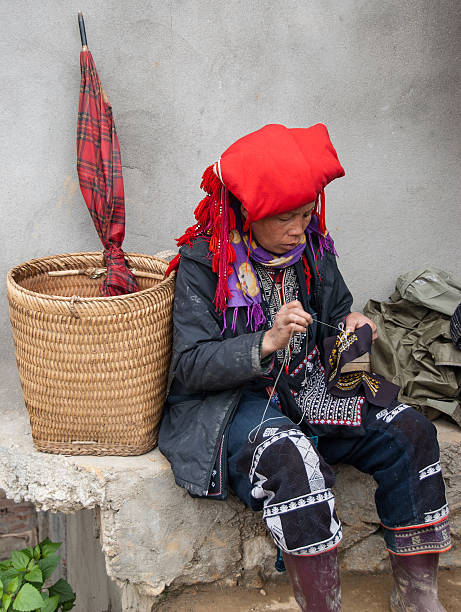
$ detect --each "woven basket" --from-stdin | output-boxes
[7,251,175,456]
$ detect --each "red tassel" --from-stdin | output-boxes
[165,253,180,276]
[243,217,250,232]
[176,223,199,247]
[214,214,222,232]
[209,235,219,252]
[200,164,222,198]
[302,254,311,294]
[228,208,236,229]
[194,196,210,225]
[212,252,220,273]
[227,266,233,276]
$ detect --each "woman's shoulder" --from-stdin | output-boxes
[179,233,212,265]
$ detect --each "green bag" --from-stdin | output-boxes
[396,268,461,317]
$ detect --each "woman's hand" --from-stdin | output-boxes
[261,300,313,358]
[344,312,378,341]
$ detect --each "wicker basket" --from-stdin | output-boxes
[7,251,175,456]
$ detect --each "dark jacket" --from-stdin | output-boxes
[158,234,353,498]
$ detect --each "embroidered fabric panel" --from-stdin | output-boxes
[384,517,451,555]
[253,263,304,361]
[327,330,359,382]
[247,424,342,556]
[292,351,365,426]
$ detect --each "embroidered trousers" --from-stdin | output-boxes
[228,390,451,556]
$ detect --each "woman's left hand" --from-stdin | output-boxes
[344,312,378,342]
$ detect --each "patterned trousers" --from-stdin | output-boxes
[228,390,451,556]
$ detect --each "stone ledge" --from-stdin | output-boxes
[1,396,460,610]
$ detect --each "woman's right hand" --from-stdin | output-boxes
[261,300,313,358]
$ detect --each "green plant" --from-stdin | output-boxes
[0,538,75,612]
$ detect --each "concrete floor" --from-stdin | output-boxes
[155,568,461,611]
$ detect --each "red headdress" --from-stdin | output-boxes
[166,123,345,313]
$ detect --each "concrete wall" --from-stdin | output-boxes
[2,1,460,395]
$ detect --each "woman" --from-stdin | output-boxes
[159,124,450,611]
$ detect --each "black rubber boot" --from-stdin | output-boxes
[282,547,341,611]
[389,552,447,612]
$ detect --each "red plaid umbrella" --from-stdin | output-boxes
[76,18,138,296]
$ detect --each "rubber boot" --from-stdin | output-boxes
[282,547,341,611]
[389,552,447,612]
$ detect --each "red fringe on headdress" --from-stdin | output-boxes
[165,164,236,315]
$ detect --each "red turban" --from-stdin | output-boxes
[215,123,344,224]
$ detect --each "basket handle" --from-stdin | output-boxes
[48,268,164,280]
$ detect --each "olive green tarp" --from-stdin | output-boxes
[363,269,461,426]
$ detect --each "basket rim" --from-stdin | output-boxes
[7,250,176,304]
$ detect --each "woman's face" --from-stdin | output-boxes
[242,201,316,255]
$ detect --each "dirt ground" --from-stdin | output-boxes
[156,568,461,611]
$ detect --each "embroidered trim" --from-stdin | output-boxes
[335,371,381,396]
[295,354,364,426]
[375,403,410,423]
[328,330,359,381]
[424,504,449,523]
[289,346,318,377]
[263,427,280,438]
[254,263,302,362]
[419,460,442,481]
[289,527,342,556]
[384,517,451,555]
[263,488,334,518]
[207,436,224,496]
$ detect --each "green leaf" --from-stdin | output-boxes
[10,553,28,572]
[32,548,40,563]
[48,580,75,605]
[37,556,58,582]
[0,563,12,572]
[2,570,22,586]
[39,541,61,560]
[39,595,59,612]
[23,567,42,585]
[2,593,12,611]
[60,601,75,612]
[7,578,19,595]
[0,580,2,599]
[19,550,32,562]
[12,583,44,611]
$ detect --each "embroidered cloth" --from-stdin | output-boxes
[254,262,366,433]
[323,324,400,407]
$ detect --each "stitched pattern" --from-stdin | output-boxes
[424,504,449,523]
[295,354,364,426]
[263,488,334,518]
[419,460,442,481]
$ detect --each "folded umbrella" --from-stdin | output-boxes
[76,12,138,296]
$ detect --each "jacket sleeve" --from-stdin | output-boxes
[170,254,268,392]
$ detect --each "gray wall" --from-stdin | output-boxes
[2,1,460,399]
